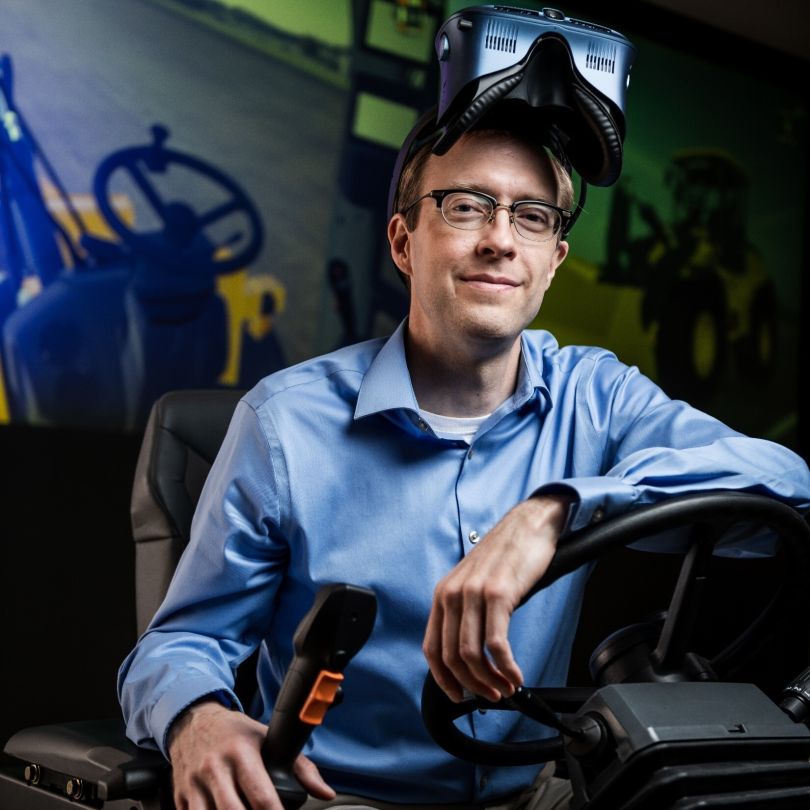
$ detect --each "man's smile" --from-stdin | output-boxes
[460,272,521,292]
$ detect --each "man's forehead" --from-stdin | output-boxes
[422,132,557,197]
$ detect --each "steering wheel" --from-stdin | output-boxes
[421,491,810,765]
[93,125,263,273]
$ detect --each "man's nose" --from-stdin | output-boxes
[480,206,517,251]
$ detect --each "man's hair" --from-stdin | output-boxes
[394,128,576,233]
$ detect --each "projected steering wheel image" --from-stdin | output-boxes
[93,125,263,276]
[0,52,286,430]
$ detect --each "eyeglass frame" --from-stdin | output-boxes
[400,187,573,242]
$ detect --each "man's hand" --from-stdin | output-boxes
[167,699,335,810]
[423,495,571,703]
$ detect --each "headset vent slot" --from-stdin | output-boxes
[485,19,518,53]
[586,40,617,73]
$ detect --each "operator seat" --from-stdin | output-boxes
[0,388,245,809]
[131,388,245,634]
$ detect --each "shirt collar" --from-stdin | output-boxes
[354,321,552,422]
[354,320,419,420]
[516,332,550,406]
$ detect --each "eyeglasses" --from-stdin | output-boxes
[402,188,572,242]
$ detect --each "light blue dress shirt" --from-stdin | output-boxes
[118,321,810,804]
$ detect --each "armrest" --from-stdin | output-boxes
[4,718,168,800]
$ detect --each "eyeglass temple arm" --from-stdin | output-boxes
[562,179,587,238]
[562,180,588,239]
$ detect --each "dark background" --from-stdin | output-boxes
[1,0,808,749]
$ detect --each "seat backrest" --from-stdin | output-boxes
[130,388,244,635]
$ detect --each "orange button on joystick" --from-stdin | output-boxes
[299,670,345,725]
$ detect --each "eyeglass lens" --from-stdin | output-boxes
[440,191,560,240]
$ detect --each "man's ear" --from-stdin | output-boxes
[388,214,413,279]
[544,238,569,290]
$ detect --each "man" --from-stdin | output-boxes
[119,126,810,810]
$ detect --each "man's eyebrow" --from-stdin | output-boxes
[446,181,490,193]
[446,181,556,203]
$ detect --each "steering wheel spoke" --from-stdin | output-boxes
[651,523,717,674]
[198,197,242,228]
[127,160,169,222]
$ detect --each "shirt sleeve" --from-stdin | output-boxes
[534,353,810,535]
[117,399,289,757]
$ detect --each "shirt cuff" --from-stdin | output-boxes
[533,478,778,557]
[532,476,640,533]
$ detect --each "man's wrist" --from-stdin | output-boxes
[529,490,577,536]
[167,692,236,757]
[526,492,575,534]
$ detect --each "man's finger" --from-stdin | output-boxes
[455,588,509,701]
[484,599,523,690]
[424,599,464,701]
[234,754,285,810]
[208,775,251,810]
[183,775,216,810]
[441,582,513,701]
[293,755,337,800]
[428,648,465,703]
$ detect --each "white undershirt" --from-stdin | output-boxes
[418,408,491,444]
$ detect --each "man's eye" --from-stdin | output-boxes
[447,195,488,216]
[517,206,552,226]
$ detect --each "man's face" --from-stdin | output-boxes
[389,132,569,355]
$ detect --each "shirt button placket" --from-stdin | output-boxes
[459,442,483,552]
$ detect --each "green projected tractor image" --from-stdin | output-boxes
[613,149,775,398]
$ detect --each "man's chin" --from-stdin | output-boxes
[460,315,530,346]
[461,305,538,340]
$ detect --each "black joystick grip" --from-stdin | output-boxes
[781,665,810,724]
[262,584,377,809]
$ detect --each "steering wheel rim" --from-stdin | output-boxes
[421,491,810,765]
[93,125,263,274]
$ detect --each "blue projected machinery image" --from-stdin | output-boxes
[0,53,286,430]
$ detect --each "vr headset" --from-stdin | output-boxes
[387,6,636,235]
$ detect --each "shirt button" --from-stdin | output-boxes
[592,507,606,523]
[467,447,474,459]
[417,419,428,431]
[469,530,480,544]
